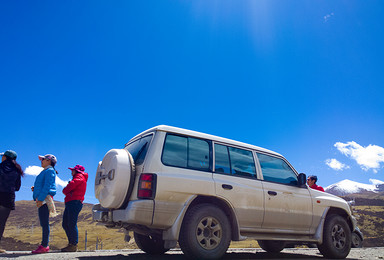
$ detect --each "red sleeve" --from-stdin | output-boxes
[63,174,83,195]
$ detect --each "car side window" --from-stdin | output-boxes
[214,144,231,174]
[229,147,256,178]
[257,153,298,185]
[214,144,256,178]
[162,134,210,171]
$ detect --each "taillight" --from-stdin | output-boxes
[137,173,157,199]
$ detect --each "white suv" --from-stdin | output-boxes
[93,125,356,259]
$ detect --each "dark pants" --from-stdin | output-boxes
[62,200,83,245]
[38,204,50,247]
[0,205,11,240]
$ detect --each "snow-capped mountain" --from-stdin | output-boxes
[325,179,384,196]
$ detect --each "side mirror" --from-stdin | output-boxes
[298,173,307,188]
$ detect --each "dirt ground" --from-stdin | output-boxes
[0,247,383,260]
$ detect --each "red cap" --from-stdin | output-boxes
[68,165,85,173]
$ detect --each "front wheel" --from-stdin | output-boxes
[318,215,351,259]
[179,204,231,260]
[134,232,169,255]
[258,240,286,253]
[351,232,362,248]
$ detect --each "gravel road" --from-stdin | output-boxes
[1,248,384,260]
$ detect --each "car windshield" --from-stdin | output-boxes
[125,134,153,165]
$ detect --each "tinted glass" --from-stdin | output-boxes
[162,134,210,171]
[257,153,298,185]
[214,144,231,174]
[188,138,210,169]
[228,147,256,178]
[126,134,153,165]
[162,135,188,168]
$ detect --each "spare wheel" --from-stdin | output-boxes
[95,149,135,209]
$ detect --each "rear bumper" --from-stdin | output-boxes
[92,204,110,222]
[92,200,154,226]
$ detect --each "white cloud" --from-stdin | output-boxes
[325,158,350,171]
[324,12,334,23]
[55,176,69,188]
[24,166,43,176]
[335,141,384,173]
[24,165,69,188]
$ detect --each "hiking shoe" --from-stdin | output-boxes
[61,244,77,252]
[32,245,49,254]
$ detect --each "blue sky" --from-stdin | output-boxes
[1,1,383,204]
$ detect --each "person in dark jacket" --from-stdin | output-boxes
[0,150,24,253]
[61,165,88,252]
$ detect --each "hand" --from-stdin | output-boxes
[36,200,43,208]
[31,186,34,191]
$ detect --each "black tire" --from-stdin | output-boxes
[351,232,363,248]
[179,204,231,260]
[134,232,169,255]
[318,215,351,259]
[258,240,286,253]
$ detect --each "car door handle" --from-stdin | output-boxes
[222,184,233,190]
[268,191,277,196]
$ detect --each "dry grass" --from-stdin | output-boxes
[4,201,384,250]
[4,201,136,250]
[353,205,384,246]
[230,239,260,248]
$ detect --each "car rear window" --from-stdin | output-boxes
[125,134,153,165]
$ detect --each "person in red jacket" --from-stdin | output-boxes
[61,165,88,252]
[307,175,325,192]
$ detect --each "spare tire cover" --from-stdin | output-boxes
[95,149,135,209]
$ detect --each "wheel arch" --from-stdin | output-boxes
[354,229,363,240]
[162,195,240,243]
[315,207,355,245]
[184,195,240,241]
[326,207,354,232]
[318,210,353,258]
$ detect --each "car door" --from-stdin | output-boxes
[256,153,313,233]
[213,144,264,229]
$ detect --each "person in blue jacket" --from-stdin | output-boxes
[31,154,57,254]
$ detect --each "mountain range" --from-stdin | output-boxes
[325,179,384,197]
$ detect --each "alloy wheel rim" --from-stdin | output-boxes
[352,234,360,247]
[196,216,222,250]
[331,224,346,249]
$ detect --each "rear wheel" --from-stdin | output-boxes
[258,240,286,253]
[318,215,351,259]
[179,204,231,260]
[134,232,168,255]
